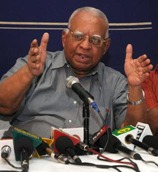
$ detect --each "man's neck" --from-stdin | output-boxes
[72,67,96,78]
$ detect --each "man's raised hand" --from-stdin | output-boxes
[27,32,49,76]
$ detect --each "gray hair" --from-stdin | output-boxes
[68,7,109,38]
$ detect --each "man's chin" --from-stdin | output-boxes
[72,65,96,74]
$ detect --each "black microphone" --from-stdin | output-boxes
[89,125,108,145]
[14,137,34,172]
[36,140,70,164]
[54,153,70,164]
[97,129,142,160]
[125,135,158,156]
[55,135,82,164]
[66,76,100,112]
[143,135,158,150]
[1,145,11,159]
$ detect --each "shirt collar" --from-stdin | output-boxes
[50,50,67,69]
[50,50,98,76]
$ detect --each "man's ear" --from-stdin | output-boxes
[103,38,111,55]
[62,29,68,47]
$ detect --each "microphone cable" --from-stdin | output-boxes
[88,147,140,172]
[1,156,31,172]
[99,126,110,153]
[1,148,23,172]
[89,128,141,171]
[69,160,140,172]
[68,146,141,172]
[137,156,158,168]
[1,145,22,172]
[1,156,22,170]
[96,139,158,169]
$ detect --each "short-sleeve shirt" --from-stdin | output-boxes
[142,65,158,109]
[1,50,128,138]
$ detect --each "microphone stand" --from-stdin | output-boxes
[82,102,90,146]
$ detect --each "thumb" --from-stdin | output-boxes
[125,44,133,61]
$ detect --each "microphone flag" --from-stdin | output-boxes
[12,127,43,161]
[135,122,153,142]
[53,129,80,154]
[112,125,138,150]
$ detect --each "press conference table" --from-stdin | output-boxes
[1,150,158,172]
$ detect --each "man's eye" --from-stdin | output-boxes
[73,34,84,41]
[91,37,102,45]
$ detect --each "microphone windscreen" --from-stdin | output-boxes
[12,127,43,161]
[55,136,75,154]
[53,128,80,154]
[14,137,34,161]
[142,135,158,149]
[66,76,79,88]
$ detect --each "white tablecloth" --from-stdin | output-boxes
[1,148,158,172]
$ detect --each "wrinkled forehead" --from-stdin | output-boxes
[70,12,108,36]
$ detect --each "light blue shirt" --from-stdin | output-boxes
[1,50,128,138]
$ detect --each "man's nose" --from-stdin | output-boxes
[79,36,92,49]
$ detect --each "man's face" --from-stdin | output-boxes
[62,12,110,75]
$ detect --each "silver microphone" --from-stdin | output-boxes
[1,145,11,158]
[66,76,100,112]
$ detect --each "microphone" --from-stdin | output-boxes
[76,141,89,152]
[54,153,70,164]
[35,140,70,164]
[53,128,80,151]
[11,128,68,165]
[1,145,11,159]
[66,76,100,112]
[112,124,158,156]
[54,135,82,164]
[11,127,43,160]
[53,128,90,155]
[14,137,34,172]
[143,135,158,150]
[125,135,158,156]
[89,125,108,145]
[97,128,142,160]
[11,127,44,172]
[112,125,138,150]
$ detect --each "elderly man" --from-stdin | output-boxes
[0,7,152,138]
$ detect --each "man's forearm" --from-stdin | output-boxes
[123,85,147,127]
[0,65,35,115]
[147,108,158,134]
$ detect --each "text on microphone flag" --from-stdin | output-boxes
[113,125,136,136]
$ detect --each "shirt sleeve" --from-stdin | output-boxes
[0,56,28,81]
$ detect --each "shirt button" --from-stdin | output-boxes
[73,101,77,104]
[68,119,72,123]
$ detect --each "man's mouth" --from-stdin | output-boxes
[78,52,90,57]
[77,54,91,62]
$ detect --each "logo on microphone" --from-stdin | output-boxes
[113,126,135,136]
[112,125,138,150]
[136,124,145,140]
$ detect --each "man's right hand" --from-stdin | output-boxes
[0,33,49,114]
[27,32,49,76]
